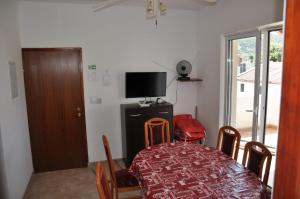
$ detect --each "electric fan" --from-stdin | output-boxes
[176,60,192,80]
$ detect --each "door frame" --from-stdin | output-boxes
[257,22,283,144]
[22,47,89,167]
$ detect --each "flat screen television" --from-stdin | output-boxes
[126,72,167,98]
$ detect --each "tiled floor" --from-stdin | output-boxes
[239,126,278,146]
[24,160,142,199]
[24,167,98,199]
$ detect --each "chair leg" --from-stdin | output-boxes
[115,188,118,199]
[110,182,114,199]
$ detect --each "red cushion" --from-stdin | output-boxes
[115,169,139,188]
[176,119,206,133]
[173,114,192,128]
[184,131,206,139]
[175,131,206,141]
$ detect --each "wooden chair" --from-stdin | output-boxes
[144,117,170,148]
[96,162,112,199]
[102,135,140,199]
[216,126,241,160]
[242,141,272,186]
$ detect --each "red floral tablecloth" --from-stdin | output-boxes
[129,142,267,199]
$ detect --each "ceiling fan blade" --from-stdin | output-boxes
[92,0,129,12]
[196,0,218,6]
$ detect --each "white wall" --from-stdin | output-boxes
[233,82,281,128]
[195,0,283,146]
[0,127,8,199]
[19,2,200,162]
[235,81,255,128]
[0,0,33,198]
[266,84,282,125]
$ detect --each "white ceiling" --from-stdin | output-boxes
[18,0,218,11]
[124,0,217,10]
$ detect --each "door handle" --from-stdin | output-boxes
[76,107,82,117]
[129,114,142,117]
[246,107,259,115]
[159,111,169,114]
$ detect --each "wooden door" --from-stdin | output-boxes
[273,0,300,197]
[23,48,88,172]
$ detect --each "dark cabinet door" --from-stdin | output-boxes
[146,106,174,140]
[125,110,145,165]
[121,103,174,167]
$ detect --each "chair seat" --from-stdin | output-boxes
[174,131,206,141]
[115,169,139,188]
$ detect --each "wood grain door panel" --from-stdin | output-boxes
[274,0,300,197]
[23,48,88,172]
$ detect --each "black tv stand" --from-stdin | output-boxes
[138,96,155,104]
[138,100,154,104]
[120,102,174,167]
[139,97,166,106]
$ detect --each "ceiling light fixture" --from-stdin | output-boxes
[146,0,166,18]
[146,0,166,27]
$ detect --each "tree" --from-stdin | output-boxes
[270,43,282,62]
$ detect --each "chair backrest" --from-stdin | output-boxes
[144,117,170,147]
[242,141,272,186]
[96,162,112,199]
[216,126,241,160]
[102,135,117,187]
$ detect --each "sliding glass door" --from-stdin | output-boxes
[258,29,283,148]
[224,23,283,187]
[225,31,261,143]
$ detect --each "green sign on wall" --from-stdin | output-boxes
[88,65,96,70]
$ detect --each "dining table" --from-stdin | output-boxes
[129,142,268,199]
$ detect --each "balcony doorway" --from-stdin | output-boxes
[224,22,283,187]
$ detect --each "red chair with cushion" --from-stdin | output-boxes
[174,114,206,143]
